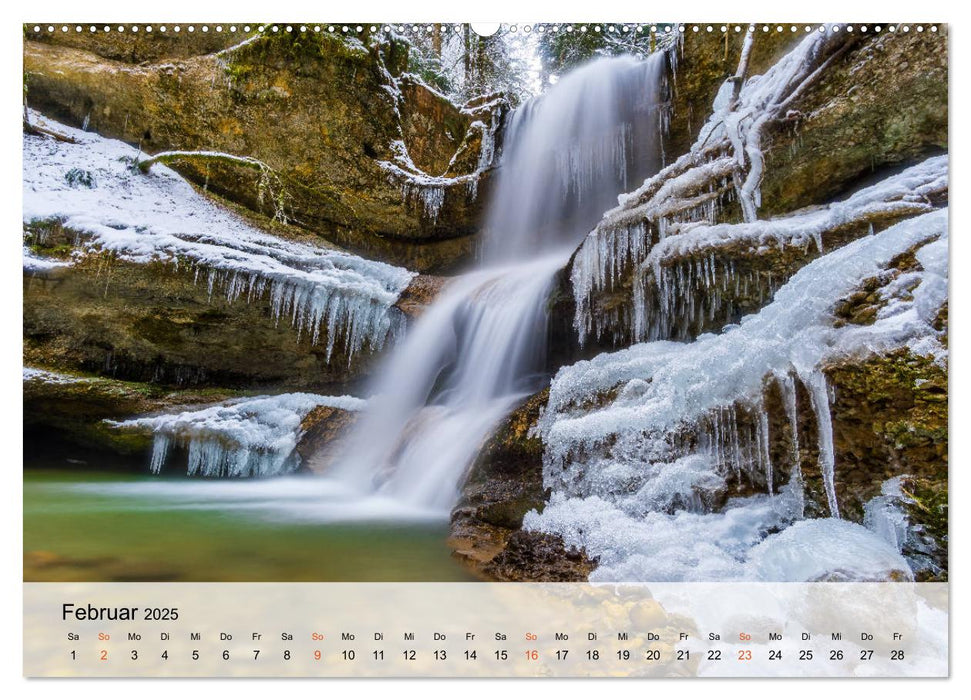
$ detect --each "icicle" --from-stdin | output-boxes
[149,434,171,474]
[804,371,840,518]
[403,181,445,223]
[780,373,801,481]
[758,408,773,494]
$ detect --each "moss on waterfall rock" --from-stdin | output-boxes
[825,351,947,507]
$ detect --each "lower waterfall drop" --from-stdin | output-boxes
[328,52,669,511]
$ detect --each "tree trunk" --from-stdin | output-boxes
[432,24,442,57]
[463,25,472,88]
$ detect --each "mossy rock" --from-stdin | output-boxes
[760,29,947,216]
[457,388,549,524]
[897,475,947,581]
[753,347,946,578]
[23,30,498,271]
[23,243,382,390]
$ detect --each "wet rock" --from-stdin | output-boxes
[394,274,449,318]
[449,389,597,581]
[295,405,360,473]
[480,531,596,582]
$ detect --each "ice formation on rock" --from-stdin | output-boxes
[527,209,947,581]
[571,29,851,345]
[864,477,912,553]
[379,104,503,224]
[110,393,367,478]
[22,112,414,363]
[747,518,913,582]
[629,156,948,342]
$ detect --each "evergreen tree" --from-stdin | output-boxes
[536,24,666,80]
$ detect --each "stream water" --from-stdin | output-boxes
[24,467,472,581]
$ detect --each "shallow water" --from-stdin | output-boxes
[23,467,474,582]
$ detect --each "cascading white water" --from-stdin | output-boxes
[484,54,666,261]
[330,53,669,512]
[331,253,563,510]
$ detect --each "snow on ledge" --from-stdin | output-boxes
[22,112,415,364]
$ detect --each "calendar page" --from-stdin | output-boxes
[22,20,948,679]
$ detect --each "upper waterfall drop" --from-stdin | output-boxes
[482,53,668,261]
[329,54,669,512]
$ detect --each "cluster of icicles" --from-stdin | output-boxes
[384,107,502,226]
[527,208,947,581]
[110,394,366,478]
[573,151,947,345]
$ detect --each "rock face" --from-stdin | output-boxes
[24,223,374,390]
[759,29,947,217]
[448,390,597,581]
[295,405,360,474]
[24,29,505,273]
[394,274,449,318]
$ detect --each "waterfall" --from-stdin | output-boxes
[484,54,666,261]
[330,53,668,511]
